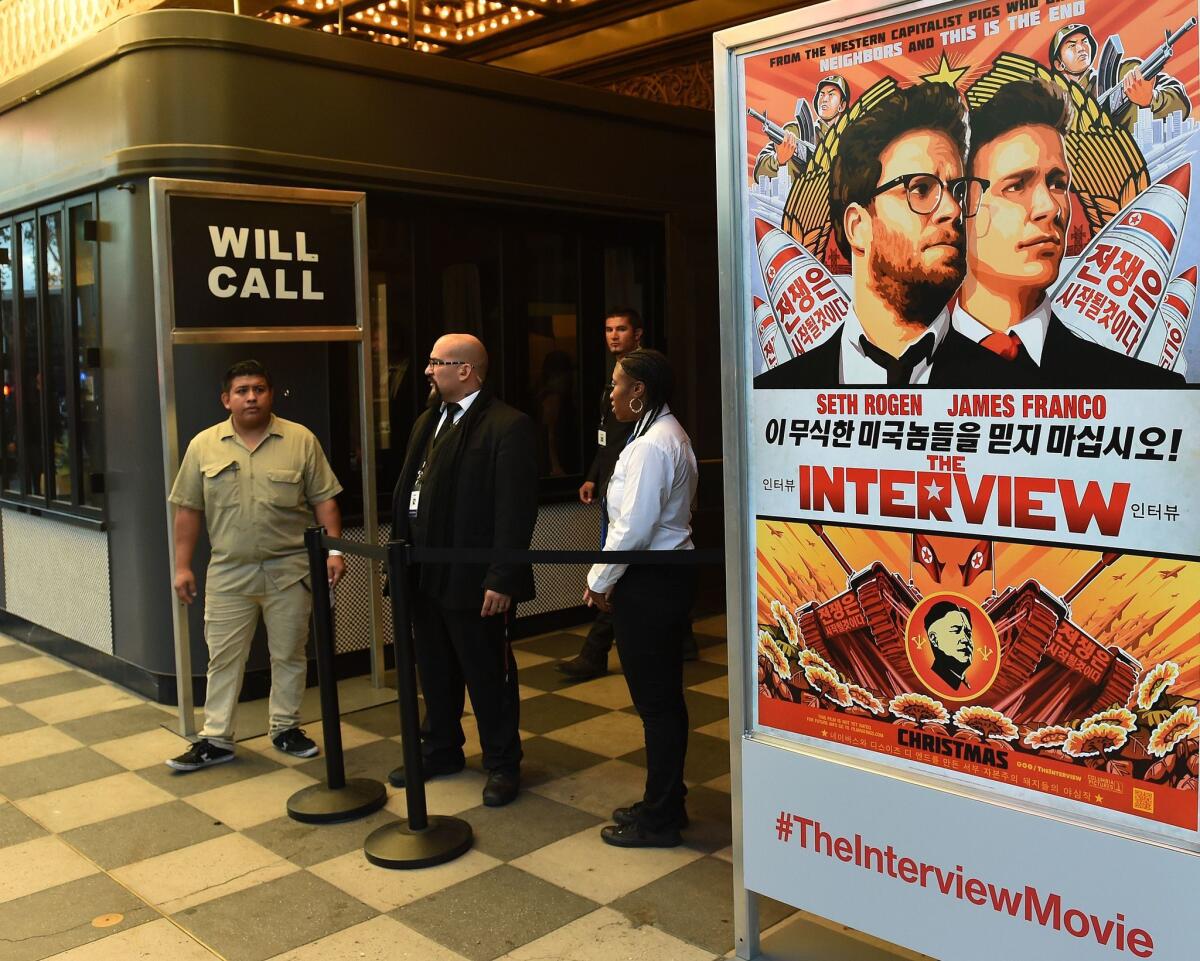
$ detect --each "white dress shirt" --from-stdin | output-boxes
[951,297,1051,365]
[587,405,697,595]
[838,305,952,384]
[433,388,480,434]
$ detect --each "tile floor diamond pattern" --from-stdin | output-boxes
[0,616,820,961]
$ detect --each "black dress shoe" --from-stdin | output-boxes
[612,802,689,829]
[388,756,464,788]
[482,769,520,807]
[601,821,683,848]
[556,654,607,680]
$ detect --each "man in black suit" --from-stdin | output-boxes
[389,333,538,807]
[955,78,1183,387]
[755,83,1014,388]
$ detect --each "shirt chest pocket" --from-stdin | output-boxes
[266,468,304,508]
[202,461,240,509]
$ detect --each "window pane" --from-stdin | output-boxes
[71,205,103,509]
[43,212,71,503]
[511,230,580,479]
[0,224,17,495]
[19,220,42,497]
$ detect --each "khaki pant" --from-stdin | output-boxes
[200,580,311,749]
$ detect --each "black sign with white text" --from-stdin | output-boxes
[169,195,357,329]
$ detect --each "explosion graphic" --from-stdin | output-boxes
[889,693,950,726]
[770,599,800,646]
[805,665,853,707]
[952,706,1019,741]
[797,648,834,675]
[1147,706,1200,758]
[1024,725,1072,749]
[758,630,792,680]
[847,684,886,715]
[1080,708,1138,733]
[1136,662,1181,711]
[1064,724,1130,758]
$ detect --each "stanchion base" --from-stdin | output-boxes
[363,815,473,869]
[287,778,388,824]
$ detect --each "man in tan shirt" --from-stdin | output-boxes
[166,360,345,771]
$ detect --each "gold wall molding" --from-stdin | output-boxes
[0,0,161,85]
[606,59,713,112]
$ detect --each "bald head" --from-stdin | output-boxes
[426,333,488,403]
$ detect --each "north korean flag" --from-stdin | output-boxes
[960,539,992,587]
[912,533,944,583]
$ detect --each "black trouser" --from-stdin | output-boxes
[411,590,522,774]
[612,564,697,831]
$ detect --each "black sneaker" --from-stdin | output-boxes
[166,739,235,772]
[272,728,319,758]
[601,821,683,848]
[612,802,689,830]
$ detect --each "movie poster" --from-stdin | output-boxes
[742,0,1200,842]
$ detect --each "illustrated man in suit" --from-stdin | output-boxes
[924,601,974,691]
[754,83,1015,388]
[955,78,1183,386]
[389,333,538,807]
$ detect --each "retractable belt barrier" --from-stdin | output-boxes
[287,526,722,870]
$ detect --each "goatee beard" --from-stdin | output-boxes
[427,383,441,406]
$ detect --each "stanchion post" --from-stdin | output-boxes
[362,539,472,868]
[286,527,387,824]
[388,539,428,830]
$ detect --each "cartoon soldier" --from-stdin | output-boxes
[753,75,851,183]
[1048,23,1191,130]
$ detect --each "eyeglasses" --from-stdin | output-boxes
[427,358,468,367]
[868,173,990,218]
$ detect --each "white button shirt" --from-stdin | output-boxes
[587,405,698,595]
[839,305,952,384]
[951,297,1051,365]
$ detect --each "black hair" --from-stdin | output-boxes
[830,83,969,259]
[617,348,673,440]
[967,78,1072,175]
[607,307,643,330]
[924,601,971,634]
[222,359,272,393]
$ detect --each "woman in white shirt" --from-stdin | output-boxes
[584,349,698,848]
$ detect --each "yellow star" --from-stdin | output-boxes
[921,53,970,88]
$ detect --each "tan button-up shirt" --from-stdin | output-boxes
[169,415,342,594]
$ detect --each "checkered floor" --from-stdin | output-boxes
[0,614,799,961]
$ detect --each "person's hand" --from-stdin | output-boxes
[327,554,346,589]
[482,590,512,618]
[174,568,197,605]
[777,131,798,166]
[579,481,596,504]
[583,587,611,612]
[1123,67,1155,108]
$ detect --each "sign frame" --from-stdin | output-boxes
[149,177,383,734]
[715,3,1200,958]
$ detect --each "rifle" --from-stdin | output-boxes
[747,107,815,165]
[1096,18,1197,114]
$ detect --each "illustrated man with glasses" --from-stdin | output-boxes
[955,78,1183,386]
[755,82,1014,387]
[388,333,538,807]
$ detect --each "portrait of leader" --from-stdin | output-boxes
[955,78,1183,386]
[924,600,975,691]
[753,82,1018,388]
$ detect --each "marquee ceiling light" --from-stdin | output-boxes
[257,0,611,54]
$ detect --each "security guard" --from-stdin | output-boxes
[166,359,345,771]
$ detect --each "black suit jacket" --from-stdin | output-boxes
[391,385,539,610]
[1037,315,1186,387]
[752,324,1022,388]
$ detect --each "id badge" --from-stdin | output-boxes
[408,490,420,514]
[597,429,607,447]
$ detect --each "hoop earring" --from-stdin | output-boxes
[629,397,644,415]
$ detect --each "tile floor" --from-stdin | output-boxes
[0,615,802,961]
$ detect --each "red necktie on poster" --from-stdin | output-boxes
[980,331,1022,361]
[912,533,944,582]
[959,539,993,587]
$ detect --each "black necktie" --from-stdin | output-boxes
[859,333,936,386]
[433,402,460,447]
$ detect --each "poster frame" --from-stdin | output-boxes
[715,2,1200,957]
